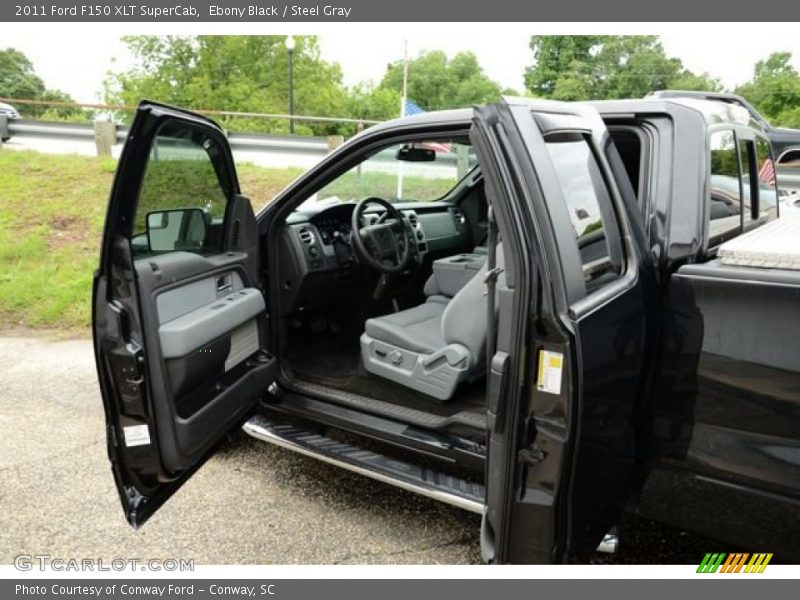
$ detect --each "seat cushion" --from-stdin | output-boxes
[364,302,446,354]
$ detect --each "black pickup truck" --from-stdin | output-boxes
[93,95,798,564]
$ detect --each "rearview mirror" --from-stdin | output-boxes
[146,208,208,253]
[396,145,436,162]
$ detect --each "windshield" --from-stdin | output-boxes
[312,140,478,205]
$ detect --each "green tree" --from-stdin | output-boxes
[38,89,86,120]
[524,36,719,101]
[735,52,800,129]
[0,48,46,102]
[345,83,402,122]
[379,50,503,111]
[0,48,84,119]
[105,35,351,135]
[523,35,601,98]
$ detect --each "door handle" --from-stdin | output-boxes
[216,275,232,293]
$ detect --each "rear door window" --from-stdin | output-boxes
[755,136,779,220]
[544,133,623,294]
[708,130,743,247]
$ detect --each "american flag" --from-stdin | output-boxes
[403,99,452,153]
[759,157,776,187]
[403,99,425,116]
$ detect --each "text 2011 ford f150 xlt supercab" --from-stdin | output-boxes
[93,96,798,563]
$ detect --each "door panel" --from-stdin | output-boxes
[93,102,275,526]
[133,251,271,472]
[474,98,657,563]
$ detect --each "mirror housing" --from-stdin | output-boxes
[396,145,436,162]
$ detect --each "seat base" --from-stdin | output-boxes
[360,332,473,401]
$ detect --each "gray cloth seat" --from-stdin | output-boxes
[364,300,446,354]
[360,245,504,401]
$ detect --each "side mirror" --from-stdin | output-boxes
[146,208,208,252]
[396,145,436,162]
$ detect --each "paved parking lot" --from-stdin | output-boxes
[0,334,481,565]
[0,333,714,566]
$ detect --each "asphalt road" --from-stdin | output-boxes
[0,334,481,565]
[0,333,715,566]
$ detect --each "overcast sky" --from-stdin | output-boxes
[4,24,800,105]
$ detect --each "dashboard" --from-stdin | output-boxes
[315,214,353,247]
[277,200,474,313]
[285,200,471,271]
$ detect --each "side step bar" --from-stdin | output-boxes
[242,414,485,514]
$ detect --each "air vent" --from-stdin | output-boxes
[406,212,419,227]
[451,208,466,225]
[297,227,316,246]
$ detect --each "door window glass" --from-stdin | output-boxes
[544,134,623,295]
[709,130,743,247]
[738,139,758,227]
[755,136,779,221]
[131,122,231,258]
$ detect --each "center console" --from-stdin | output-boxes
[428,252,487,297]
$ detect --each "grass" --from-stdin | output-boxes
[0,149,456,331]
[0,151,300,330]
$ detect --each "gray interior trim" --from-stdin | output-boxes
[156,271,244,324]
[159,288,265,358]
[225,318,260,372]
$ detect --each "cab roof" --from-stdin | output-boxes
[590,97,767,133]
[366,97,767,138]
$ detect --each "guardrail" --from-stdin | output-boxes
[0,118,336,157]
[2,116,800,195]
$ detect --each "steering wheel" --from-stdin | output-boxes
[351,197,415,273]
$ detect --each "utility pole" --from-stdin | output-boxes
[397,39,408,200]
[400,38,408,118]
[286,35,296,134]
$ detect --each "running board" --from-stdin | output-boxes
[242,414,485,514]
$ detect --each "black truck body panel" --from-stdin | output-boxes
[640,259,800,560]
[595,99,800,561]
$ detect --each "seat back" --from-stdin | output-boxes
[441,244,505,367]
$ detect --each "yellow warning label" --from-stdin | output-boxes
[537,350,564,395]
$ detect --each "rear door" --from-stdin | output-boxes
[473,98,658,563]
[93,101,277,526]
